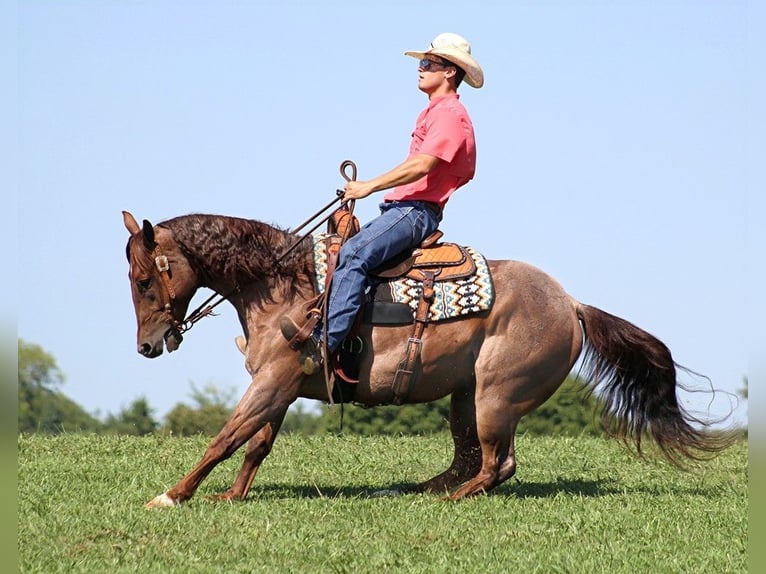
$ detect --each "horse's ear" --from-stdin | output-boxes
[123,211,140,235]
[141,219,156,250]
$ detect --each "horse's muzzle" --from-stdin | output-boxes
[137,328,183,358]
[138,340,163,358]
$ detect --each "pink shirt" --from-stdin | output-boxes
[383,93,476,206]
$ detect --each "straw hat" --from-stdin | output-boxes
[405,32,484,89]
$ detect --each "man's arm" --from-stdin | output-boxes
[343,153,440,200]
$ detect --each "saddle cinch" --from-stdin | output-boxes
[295,207,479,405]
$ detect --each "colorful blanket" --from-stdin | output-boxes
[312,234,494,322]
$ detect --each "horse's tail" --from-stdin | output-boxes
[575,303,734,466]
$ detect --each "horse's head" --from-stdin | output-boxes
[123,211,196,358]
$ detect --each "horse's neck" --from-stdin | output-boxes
[162,215,316,314]
[182,238,316,311]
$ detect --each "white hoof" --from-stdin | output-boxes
[145,492,177,509]
[234,335,247,354]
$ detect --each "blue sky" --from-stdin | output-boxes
[13,1,761,428]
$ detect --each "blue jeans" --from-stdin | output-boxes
[323,201,441,352]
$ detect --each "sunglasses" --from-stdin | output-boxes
[419,58,453,71]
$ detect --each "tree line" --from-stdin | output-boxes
[15,338,648,438]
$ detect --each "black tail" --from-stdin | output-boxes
[577,304,734,466]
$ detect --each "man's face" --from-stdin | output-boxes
[417,57,453,94]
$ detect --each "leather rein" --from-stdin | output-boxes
[151,160,358,338]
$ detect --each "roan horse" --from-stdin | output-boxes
[123,210,731,508]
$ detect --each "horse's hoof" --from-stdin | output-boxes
[234,336,247,354]
[145,492,177,509]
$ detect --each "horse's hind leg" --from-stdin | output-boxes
[411,383,482,494]
[447,359,574,499]
[496,421,519,484]
[446,391,517,500]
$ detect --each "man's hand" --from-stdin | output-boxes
[343,180,377,200]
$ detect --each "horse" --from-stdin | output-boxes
[122,210,732,508]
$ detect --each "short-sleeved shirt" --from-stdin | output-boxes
[383,93,476,206]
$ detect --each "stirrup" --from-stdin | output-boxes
[279,311,321,351]
[298,335,323,375]
[280,316,323,375]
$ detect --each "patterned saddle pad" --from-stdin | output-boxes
[312,234,495,322]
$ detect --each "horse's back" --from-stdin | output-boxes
[356,257,582,403]
[487,258,577,318]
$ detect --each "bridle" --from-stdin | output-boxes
[145,160,358,338]
[148,243,219,338]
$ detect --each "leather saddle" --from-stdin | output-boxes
[371,230,476,282]
[300,210,480,405]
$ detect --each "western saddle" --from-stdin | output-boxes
[288,207,477,404]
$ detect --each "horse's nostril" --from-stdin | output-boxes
[139,343,152,356]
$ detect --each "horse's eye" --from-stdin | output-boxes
[137,277,153,293]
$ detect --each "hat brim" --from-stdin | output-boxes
[405,48,484,88]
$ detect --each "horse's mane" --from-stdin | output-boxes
[157,213,314,296]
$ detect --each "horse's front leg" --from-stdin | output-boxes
[145,379,294,508]
[206,415,284,502]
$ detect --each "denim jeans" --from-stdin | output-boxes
[323,200,441,352]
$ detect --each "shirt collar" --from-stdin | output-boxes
[427,93,460,110]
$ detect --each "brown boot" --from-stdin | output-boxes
[279,316,323,375]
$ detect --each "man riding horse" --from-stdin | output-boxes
[279,32,484,375]
[124,32,733,508]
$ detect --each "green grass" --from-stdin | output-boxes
[18,433,747,573]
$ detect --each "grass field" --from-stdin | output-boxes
[18,432,747,573]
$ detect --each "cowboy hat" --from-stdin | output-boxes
[405,32,484,89]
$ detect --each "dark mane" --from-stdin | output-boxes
[158,213,314,296]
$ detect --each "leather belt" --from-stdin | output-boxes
[421,201,443,217]
[386,200,442,218]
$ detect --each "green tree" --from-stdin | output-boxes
[18,339,102,433]
[103,397,158,435]
[162,383,234,436]
[281,401,323,434]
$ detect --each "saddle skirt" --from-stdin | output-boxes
[312,233,495,323]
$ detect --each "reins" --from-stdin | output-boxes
[278,160,357,261]
[160,160,358,336]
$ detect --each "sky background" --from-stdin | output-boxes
[11,1,762,428]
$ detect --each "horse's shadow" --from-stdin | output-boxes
[496,477,620,498]
[204,475,728,502]
[205,477,625,502]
